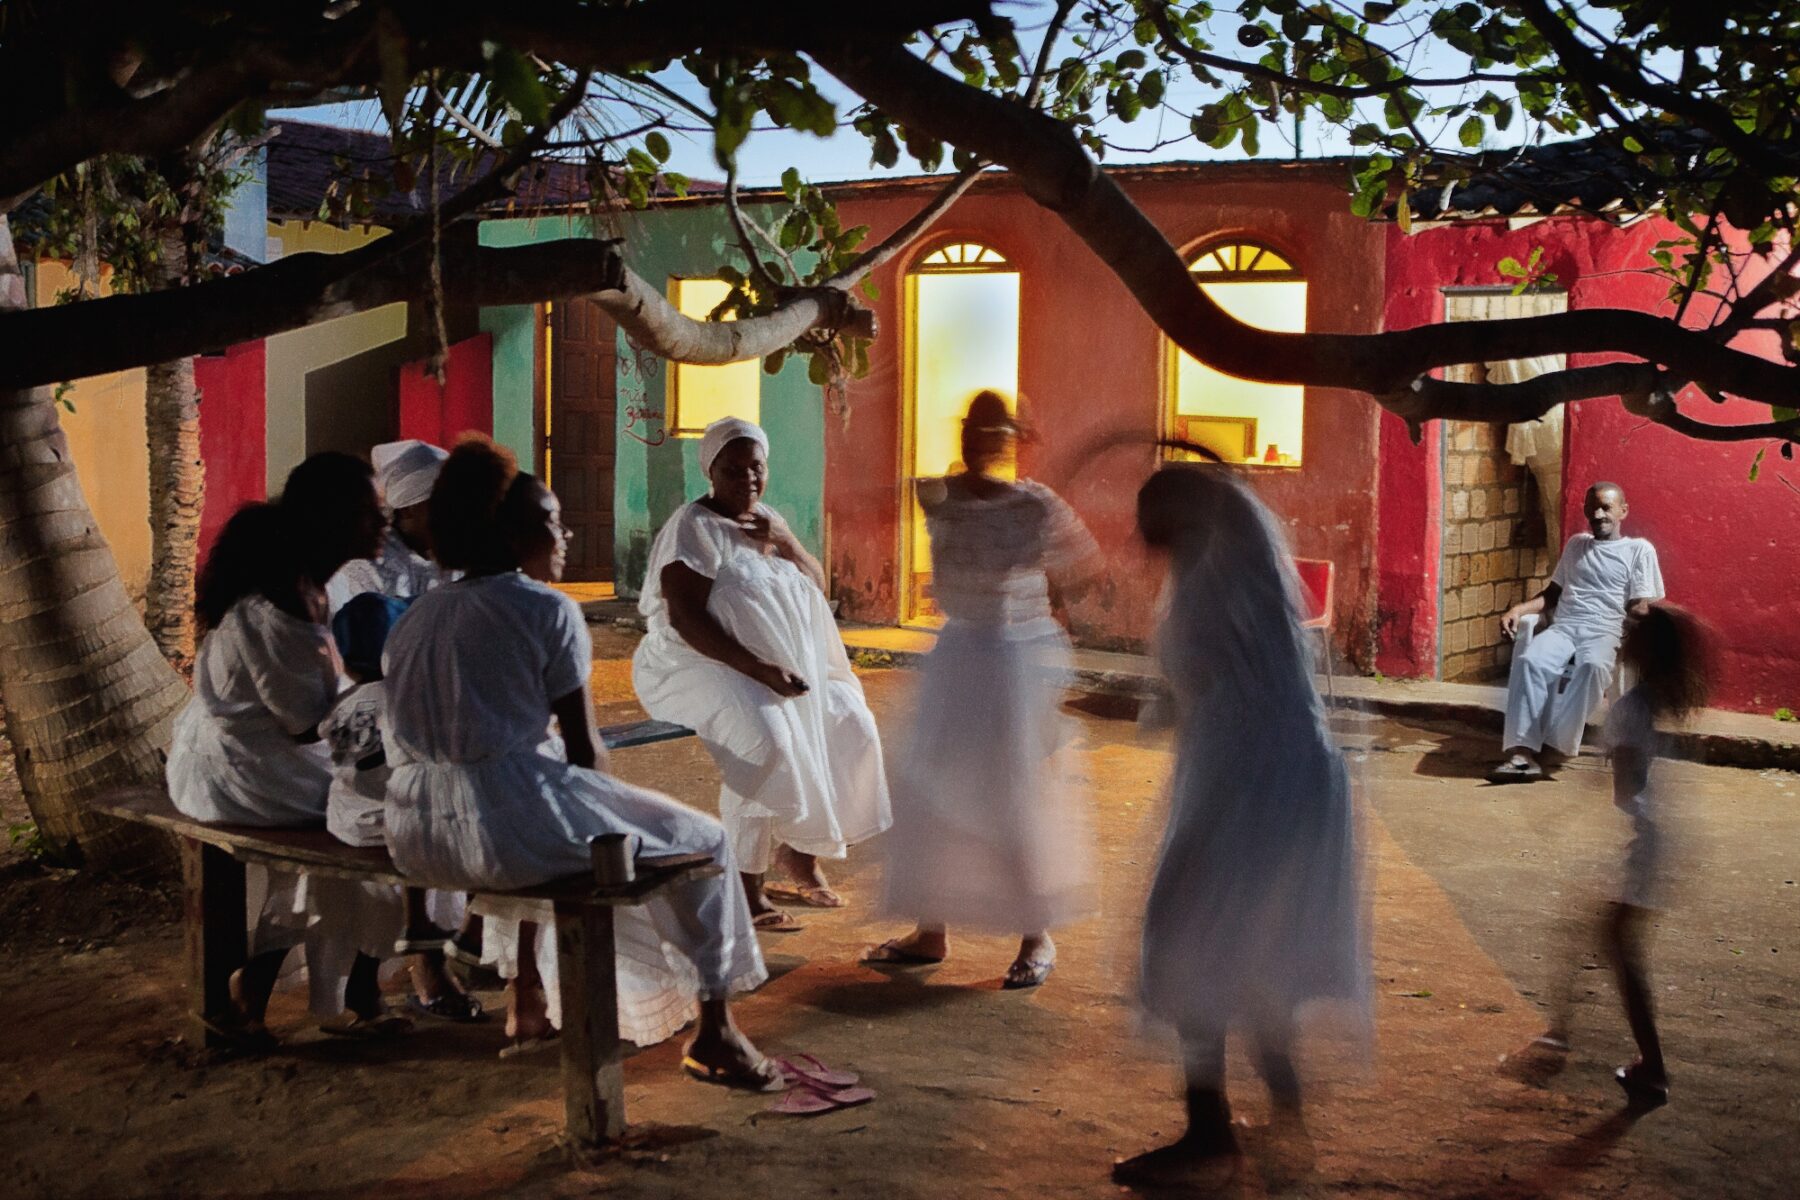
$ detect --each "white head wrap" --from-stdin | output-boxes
[698,417,769,477]
[370,439,449,510]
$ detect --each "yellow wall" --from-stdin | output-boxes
[34,261,152,599]
[263,220,407,492]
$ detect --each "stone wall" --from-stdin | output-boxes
[1440,421,1551,682]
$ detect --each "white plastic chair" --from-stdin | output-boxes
[1511,612,1631,705]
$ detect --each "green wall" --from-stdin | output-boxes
[480,209,824,597]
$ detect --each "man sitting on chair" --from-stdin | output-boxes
[1489,482,1664,783]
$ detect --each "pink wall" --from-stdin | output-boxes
[398,333,494,446]
[823,166,1389,663]
[1380,216,1800,711]
[195,340,267,561]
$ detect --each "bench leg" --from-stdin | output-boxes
[181,836,247,1048]
[553,900,625,1152]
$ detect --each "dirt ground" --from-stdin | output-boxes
[2,625,1796,1199]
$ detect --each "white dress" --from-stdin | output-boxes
[1141,484,1371,1045]
[383,572,767,1046]
[881,478,1100,934]
[632,501,891,875]
[325,528,444,617]
[165,596,397,1016]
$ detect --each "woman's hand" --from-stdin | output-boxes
[747,659,810,698]
[735,511,794,558]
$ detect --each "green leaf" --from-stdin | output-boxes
[1749,447,1766,481]
[780,167,802,199]
[484,44,550,126]
[1621,134,1645,154]
[764,348,788,375]
[1364,2,1398,19]
[1773,406,1799,423]
[1458,115,1484,147]
[626,147,658,175]
[1116,49,1148,70]
[807,351,832,387]
[645,132,671,163]
[1497,255,1526,278]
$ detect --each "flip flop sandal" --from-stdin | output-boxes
[861,938,945,966]
[777,1053,860,1089]
[1002,958,1056,990]
[498,1030,561,1060]
[763,882,846,909]
[681,1054,787,1093]
[1486,759,1546,784]
[409,991,488,1023]
[771,1077,876,1115]
[753,910,805,933]
[320,1011,414,1039]
[1614,1064,1669,1109]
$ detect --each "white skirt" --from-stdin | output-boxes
[385,747,767,1046]
[880,621,1097,935]
[1140,704,1371,1045]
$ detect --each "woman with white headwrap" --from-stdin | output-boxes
[1112,464,1370,1187]
[633,417,891,929]
[325,439,450,616]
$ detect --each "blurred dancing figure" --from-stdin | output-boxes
[865,391,1101,988]
[1115,465,1370,1186]
[1524,604,1711,1109]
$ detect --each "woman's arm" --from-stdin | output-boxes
[736,511,827,592]
[549,685,611,773]
[661,561,808,697]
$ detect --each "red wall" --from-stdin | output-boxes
[398,333,494,446]
[1380,216,1800,711]
[824,166,1389,662]
[195,340,267,560]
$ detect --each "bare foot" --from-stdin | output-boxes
[504,980,553,1044]
[1112,1125,1242,1187]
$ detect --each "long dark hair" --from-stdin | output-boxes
[1623,604,1713,721]
[195,503,298,636]
[430,435,519,573]
[193,452,377,635]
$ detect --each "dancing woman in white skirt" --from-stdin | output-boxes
[383,439,777,1086]
[864,391,1101,988]
[1115,465,1370,1186]
[633,417,890,928]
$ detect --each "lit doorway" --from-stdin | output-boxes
[901,241,1020,625]
[542,297,619,584]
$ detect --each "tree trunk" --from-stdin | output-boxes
[0,213,189,867]
[142,227,203,675]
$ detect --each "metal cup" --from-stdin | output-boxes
[590,832,637,887]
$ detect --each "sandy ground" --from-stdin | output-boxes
[2,626,1797,1199]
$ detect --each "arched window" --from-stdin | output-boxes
[903,240,1020,624]
[1166,240,1307,466]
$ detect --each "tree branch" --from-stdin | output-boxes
[822,165,986,288]
[2,0,995,208]
[0,237,866,389]
[812,42,1800,411]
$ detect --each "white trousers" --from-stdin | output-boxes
[1502,624,1616,755]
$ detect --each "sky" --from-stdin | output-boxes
[271,2,1543,189]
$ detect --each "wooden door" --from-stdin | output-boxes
[548,298,617,582]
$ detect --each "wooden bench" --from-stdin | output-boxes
[91,717,702,1156]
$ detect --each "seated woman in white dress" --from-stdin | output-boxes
[383,438,777,1086]
[1114,464,1370,1187]
[166,452,408,1042]
[865,391,1102,988]
[633,417,891,928]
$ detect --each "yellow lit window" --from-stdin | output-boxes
[903,241,1021,625]
[669,277,760,436]
[1166,242,1306,467]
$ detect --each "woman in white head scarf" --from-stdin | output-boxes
[325,439,450,616]
[1113,464,1370,1187]
[632,417,892,929]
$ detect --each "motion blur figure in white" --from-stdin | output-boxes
[1115,464,1371,1188]
[864,390,1101,988]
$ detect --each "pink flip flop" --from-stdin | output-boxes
[777,1053,860,1089]
[770,1077,876,1116]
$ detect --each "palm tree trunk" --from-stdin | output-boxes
[0,213,189,867]
[142,226,204,675]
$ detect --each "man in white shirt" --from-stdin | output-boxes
[1489,482,1665,783]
